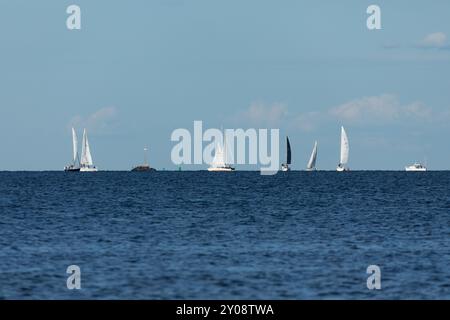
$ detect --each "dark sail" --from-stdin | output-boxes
[286,136,291,165]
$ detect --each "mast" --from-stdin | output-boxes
[80,129,86,166]
[224,130,227,166]
[71,127,78,165]
[144,147,148,166]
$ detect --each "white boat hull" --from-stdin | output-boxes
[336,166,349,172]
[405,167,426,172]
[80,166,98,172]
[405,163,427,171]
[207,167,235,172]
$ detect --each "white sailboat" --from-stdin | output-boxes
[306,141,318,171]
[79,129,98,172]
[64,127,80,172]
[281,136,292,172]
[336,126,350,172]
[208,131,235,172]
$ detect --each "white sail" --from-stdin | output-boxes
[71,128,78,164]
[211,143,225,168]
[208,130,235,171]
[307,141,318,170]
[80,129,94,166]
[340,126,349,165]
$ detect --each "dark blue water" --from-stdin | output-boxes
[0,171,449,299]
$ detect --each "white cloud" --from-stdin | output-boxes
[383,32,449,51]
[69,106,118,133]
[329,94,431,124]
[232,95,435,132]
[420,32,447,48]
[292,111,321,132]
[238,102,288,126]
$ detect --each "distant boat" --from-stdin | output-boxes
[405,163,427,171]
[132,147,156,172]
[337,126,350,172]
[64,128,80,172]
[281,136,291,172]
[208,131,235,172]
[306,141,318,171]
[79,129,98,172]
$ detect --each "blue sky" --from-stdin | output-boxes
[0,0,449,170]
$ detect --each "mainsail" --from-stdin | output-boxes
[211,143,225,168]
[80,129,94,166]
[307,141,318,170]
[286,136,291,165]
[208,130,235,171]
[340,126,349,165]
[71,127,78,164]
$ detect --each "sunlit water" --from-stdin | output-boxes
[0,171,449,299]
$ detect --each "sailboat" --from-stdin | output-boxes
[64,127,80,172]
[336,126,350,171]
[208,131,235,172]
[132,147,156,172]
[281,136,291,172]
[306,141,318,171]
[79,129,98,172]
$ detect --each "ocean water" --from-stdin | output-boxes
[0,171,449,300]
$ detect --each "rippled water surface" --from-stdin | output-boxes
[0,171,449,299]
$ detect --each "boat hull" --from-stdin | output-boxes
[64,166,80,172]
[336,166,349,172]
[80,166,98,172]
[132,165,156,172]
[207,167,235,172]
[405,167,427,172]
[405,163,427,171]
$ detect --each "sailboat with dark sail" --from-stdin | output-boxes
[64,128,80,172]
[281,136,291,172]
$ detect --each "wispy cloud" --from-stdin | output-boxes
[291,111,321,132]
[69,106,118,133]
[384,32,449,50]
[328,94,431,124]
[232,95,440,132]
[236,102,288,127]
[419,32,448,48]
